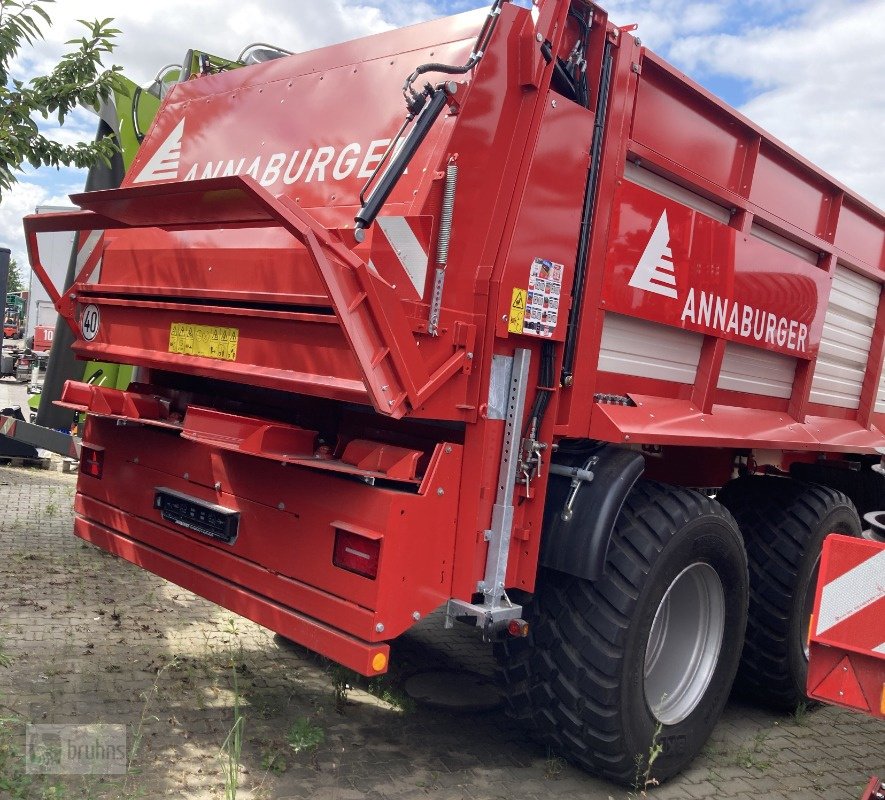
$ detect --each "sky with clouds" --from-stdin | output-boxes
[1,0,883,277]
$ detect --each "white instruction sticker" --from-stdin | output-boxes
[522,258,562,338]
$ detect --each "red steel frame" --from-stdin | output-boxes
[23,0,885,673]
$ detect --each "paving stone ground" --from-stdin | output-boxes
[0,460,883,799]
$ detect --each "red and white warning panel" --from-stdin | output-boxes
[807,534,885,718]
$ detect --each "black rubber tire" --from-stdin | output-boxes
[495,481,748,785]
[716,476,861,710]
[789,460,885,520]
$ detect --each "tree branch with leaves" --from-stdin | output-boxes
[0,0,124,199]
[6,255,24,292]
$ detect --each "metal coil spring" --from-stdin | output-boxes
[436,162,458,266]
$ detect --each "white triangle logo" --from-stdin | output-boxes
[628,210,678,299]
[132,119,185,183]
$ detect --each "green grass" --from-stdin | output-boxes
[366,677,415,713]
[0,715,67,800]
[731,729,772,772]
[0,639,12,669]
[260,748,288,774]
[286,718,324,754]
[219,669,245,800]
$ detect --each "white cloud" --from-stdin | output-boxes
[0,181,50,282]
[0,173,83,280]
[3,0,881,280]
[10,1,443,88]
[668,0,885,208]
[595,0,730,50]
[2,0,451,270]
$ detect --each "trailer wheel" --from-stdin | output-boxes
[789,461,885,519]
[716,476,860,710]
[495,481,747,785]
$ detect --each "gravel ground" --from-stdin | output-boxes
[0,463,882,800]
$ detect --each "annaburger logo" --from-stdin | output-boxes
[130,118,406,188]
[628,210,678,299]
[626,209,809,353]
[132,120,185,183]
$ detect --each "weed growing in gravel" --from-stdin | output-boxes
[732,729,771,772]
[543,748,566,780]
[0,638,11,668]
[329,665,356,712]
[792,700,812,726]
[219,664,245,800]
[286,718,325,754]
[0,715,65,799]
[216,617,247,799]
[260,747,288,774]
[122,656,180,795]
[366,677,415,713]
[632,720,663,796]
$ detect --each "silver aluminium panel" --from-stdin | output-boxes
[718,342,796,399]
[810,264,879,409]
[598,313,703,385]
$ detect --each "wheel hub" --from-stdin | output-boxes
[644,562,726,725]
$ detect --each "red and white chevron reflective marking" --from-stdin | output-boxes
[76,229,104,285]
[368,216,432,300]
[813,535,885,658]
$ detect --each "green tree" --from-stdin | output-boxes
[6,255,24,292]
[0,0,124,199]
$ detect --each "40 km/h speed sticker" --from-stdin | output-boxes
[80,304,100,341]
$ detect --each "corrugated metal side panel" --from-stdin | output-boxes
[624,161,731,224]
[875,377,885,414]
[598,313,702,385]
[810,264,879,409]
[717,342,796,398]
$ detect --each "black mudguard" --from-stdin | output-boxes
[539,444,645,581]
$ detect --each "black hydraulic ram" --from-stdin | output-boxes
[354,85,451,237]
[355,0,504,237]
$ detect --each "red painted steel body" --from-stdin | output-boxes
[24,1,885,673]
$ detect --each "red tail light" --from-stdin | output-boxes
[333,529,381,579]
[80,444,104,479]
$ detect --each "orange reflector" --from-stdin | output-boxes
[507,618,529,638]
[372,652,387,672]
[880,684,885,717]
[807,613,814,648]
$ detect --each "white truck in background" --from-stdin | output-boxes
[26,207,76,343]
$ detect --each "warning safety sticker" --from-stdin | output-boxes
[169,323,239,361]
[510,258,563,338]
[508,288,527,333]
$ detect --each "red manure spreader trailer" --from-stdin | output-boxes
[26,0,885,784]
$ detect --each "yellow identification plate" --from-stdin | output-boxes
[168,323,239,361]
[508,287,527,333]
